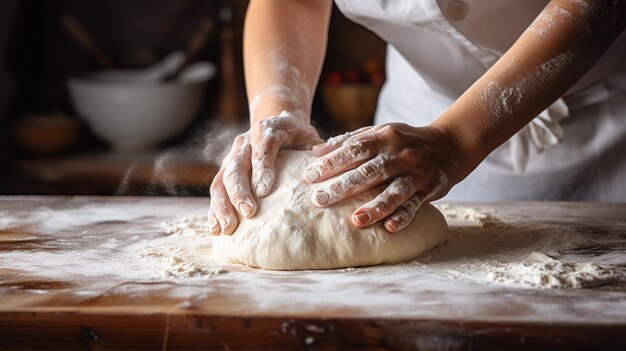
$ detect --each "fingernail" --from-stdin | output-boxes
[386,219,399,233]
[354,212,371,226]
[239,202,253,217]
[312,190,330,206]
[312,142,325,150]
[255,181,268,197]
[305,168,320,182]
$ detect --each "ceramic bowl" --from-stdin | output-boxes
[67,62,215,152]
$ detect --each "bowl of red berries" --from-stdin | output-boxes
[322,59,384,130]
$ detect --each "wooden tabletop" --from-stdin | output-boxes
[0,196,625,350]
[1,152,218,195]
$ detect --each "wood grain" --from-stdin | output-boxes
[0,196,625,350]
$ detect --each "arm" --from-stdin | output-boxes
[209,0,332,235]
[244,0,332,124]
[306,0,626,232]
[434,0,626,182]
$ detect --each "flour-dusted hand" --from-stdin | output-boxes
[305,123,461,233]
[209,113,323,236]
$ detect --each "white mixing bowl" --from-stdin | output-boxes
[67,62,215,152]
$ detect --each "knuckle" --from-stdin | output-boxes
[207,213,217,226]
[223,160,239,177]
[401,149,422,162]
[383,188,403,205]
[209,183,219,194]
[373,200,390,214]
[329,181,344,195]
[405,194,422,210]
[210,202,225,217]
[255,140,277,159]
[381,124,404,138]
[252,157,270,171]
[320,158,335,171]
[209,177,223,194]
[252,147,265,161]
[345,141,365,158]
[343,171,364,189]
[358,162,381,180]
[217,202,233,217]
[397,176,416,194]
[221,174,239,192]
[233,134,247,146]
[393,208,412,223]
[260,118,273,129]
[345,137,376,159]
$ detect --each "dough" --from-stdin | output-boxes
[212,150,448,270]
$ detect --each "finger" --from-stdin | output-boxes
[209,170,239,235]
[305,132,379,183]
[311,154,392,207]
[207,174,222,235]
[223,135,257,218]
[293,125,325,149]
[384,192,424,233]
[251,132,283,198]
[351,176,416,227]
[207,211,220,236]
[312,126,372,156]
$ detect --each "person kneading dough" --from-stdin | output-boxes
[212,151,448,270]
[208,1,626,268]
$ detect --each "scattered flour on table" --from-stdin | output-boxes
[129,215,227,280]
[487,252,620,289]
[429,204,623,289]
[4,198,625,325]
[151,205,622,289]
[436,204,502,227]
[0,200,621,291]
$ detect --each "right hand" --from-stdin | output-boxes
[208,114,323,236]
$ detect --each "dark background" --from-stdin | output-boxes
[0,0,385,196]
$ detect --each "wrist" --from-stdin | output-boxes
[249,98,310,125]
[428,120,482,184]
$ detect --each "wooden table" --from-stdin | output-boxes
[1,153,218,195]
[0,196,625,350]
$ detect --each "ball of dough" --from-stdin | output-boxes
[212,150,448,270]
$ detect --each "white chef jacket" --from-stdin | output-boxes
[334,0,626,201]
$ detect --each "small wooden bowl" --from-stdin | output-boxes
[11,114,81,156]
[322,84,381,130]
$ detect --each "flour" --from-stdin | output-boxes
[248,44,312,121]
[311,153,392,207]
[488,252,620,289]
[436,204,502,227]
[1,198,623,292]
[139,245,218,279]
[2,197,625,325]
[155,203,622,289]
[130,215,227,280]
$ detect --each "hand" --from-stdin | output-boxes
[208,113,323,235]
[305,123,461,233]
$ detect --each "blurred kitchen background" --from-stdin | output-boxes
[0,0,385,196]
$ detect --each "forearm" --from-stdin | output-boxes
[244,0,332,124]
[433,0,626,181]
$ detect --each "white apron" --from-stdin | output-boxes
[334,0,626,201]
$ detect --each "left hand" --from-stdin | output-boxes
[304,123,461,233]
